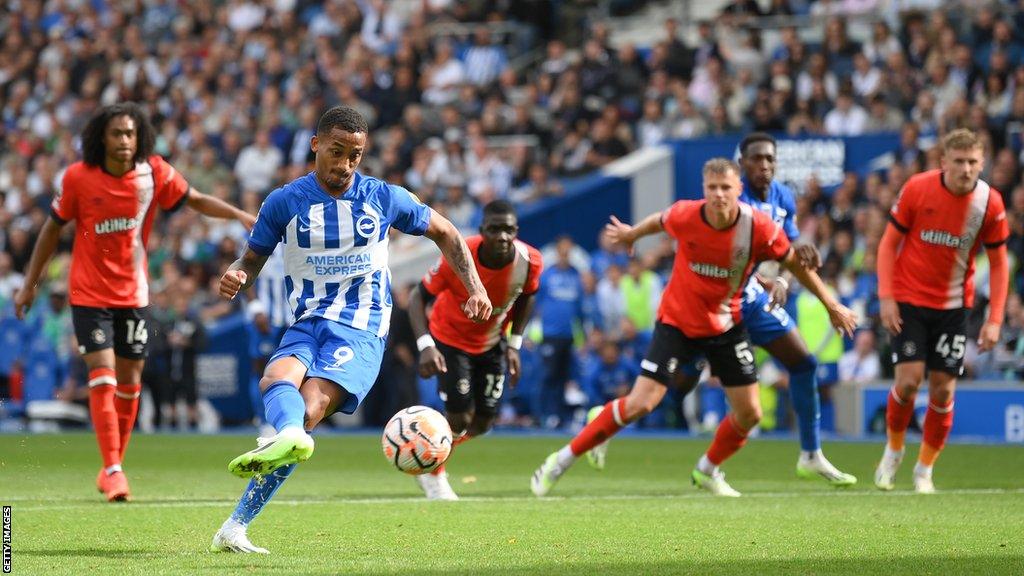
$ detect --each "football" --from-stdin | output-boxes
[381,406,453,475]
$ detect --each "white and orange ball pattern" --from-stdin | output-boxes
[381,406,453,475]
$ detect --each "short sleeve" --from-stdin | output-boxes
[523,246,544,295]
[981,189,1010,248]
[660,201,687,239]
[51,168,79,223]
[248,189,291,256]
[754,212,792,262]
[153,157,191,211]
[779,185,800,241]
[385,184,431,236]
[888,182,915,233]
[420,256,452,296]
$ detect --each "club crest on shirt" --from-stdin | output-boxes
[356,214,379,239]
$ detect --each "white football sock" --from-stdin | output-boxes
[555,445,577,469]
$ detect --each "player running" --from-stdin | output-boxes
[13,102,255,502]
[210,106,490,553]
[874,129,1009,493]
[531,158,857,498]
[409,199,543,500]
[584,132,856,486]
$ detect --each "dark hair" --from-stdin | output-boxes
[317,105,368,136]
[482,199,516,219]
[739,132,776,156]
[81,102,155,167]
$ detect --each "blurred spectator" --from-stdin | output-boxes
[839,330,882,384]
[537,236,585,428]
[583,341,637,406]
[620,257,662,333]
[824,91,869,136]
[464,28,508,87]
[163,289,207,431]
[234,129,283,194]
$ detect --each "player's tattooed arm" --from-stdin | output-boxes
[425,211,492,322]
[219,247,269,299]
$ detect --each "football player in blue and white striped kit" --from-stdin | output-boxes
[212,106,491,553]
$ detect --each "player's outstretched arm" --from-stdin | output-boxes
[13,216,65,320]
[408,283,446,378]
[605,213,664,255]
[876,223,905,335]
[219,247,269,300]
[505,293,537,388]
[424,211,491,322]
[979,244,1009,352]
[781,250,858,338]
[186,188,257,229]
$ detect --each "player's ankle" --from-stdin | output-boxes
[697,455,717,476]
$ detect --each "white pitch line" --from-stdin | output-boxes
[10,487,1024,511]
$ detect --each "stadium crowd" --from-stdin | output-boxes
[0,0,1022,431]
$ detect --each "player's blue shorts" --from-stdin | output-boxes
[270,317,386,415]
[680,283,795,378]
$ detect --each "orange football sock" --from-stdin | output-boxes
[88,368,121,468]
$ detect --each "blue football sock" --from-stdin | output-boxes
[820,398,835,434]
[250,376,265,424]
[263,381,305,432]
[230,464,296,526]
[788,361,821,452]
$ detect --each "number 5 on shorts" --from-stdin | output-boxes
[734,342,754,366]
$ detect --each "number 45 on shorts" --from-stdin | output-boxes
[935,334,965,360]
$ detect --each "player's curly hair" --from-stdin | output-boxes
[317,106,369,136]
[81,102,155,167]
[739,132,776,156]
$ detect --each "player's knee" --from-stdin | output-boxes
[734,405,762,429]
[929,387,954,406]
[258,375,282,394]
[302,394,331,430]
[895,377,922,398]
[446,412,473,436]
[624,392,657,421]
[786,354,817,375]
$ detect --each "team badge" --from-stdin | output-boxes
[902,342,916,357]
[666,357,679,375]
[91,329,106,344]
[457,379,471,395]
[356,214,379,239]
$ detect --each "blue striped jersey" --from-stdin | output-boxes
[254,249,292,329]
[248,172,431,336]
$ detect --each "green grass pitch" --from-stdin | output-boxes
[2,433,1023,575]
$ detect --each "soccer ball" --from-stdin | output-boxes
[381,406,453,475]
